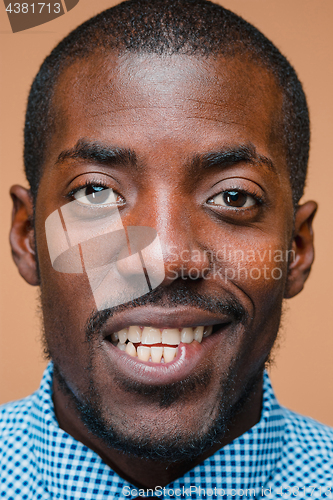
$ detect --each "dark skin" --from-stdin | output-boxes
[10,53,317,488]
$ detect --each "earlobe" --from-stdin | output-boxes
[284,201,317,299]
[9,185,39,286]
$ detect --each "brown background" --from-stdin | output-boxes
[0,0,332,426]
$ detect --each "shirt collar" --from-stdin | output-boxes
[30,363,285,498]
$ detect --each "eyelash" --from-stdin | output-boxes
[67,180,112,200]
[207,187,264,207]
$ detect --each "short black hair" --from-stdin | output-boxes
[24,0,309,206]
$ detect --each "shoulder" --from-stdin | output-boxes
[0,395,47,498]
[0,362,54,440]
[270,408,333,488]
[282,407,333,453]
[0,394,35,435]
[0,395,36,460]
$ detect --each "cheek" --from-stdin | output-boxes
[37,205,98,322]
[213,234,289,311]
[38,250,96,360]
[212,236,289,377]
[40,269,95,329]
[39,269,97,396]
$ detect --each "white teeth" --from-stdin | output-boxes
[151,346,163,363]
[128,325,141,343]
[180,327,194,343]
[125,341,137,357]
[162,329,181,345]
[118,328,128,344]
[193,326,204,343]
[163,347,178,363]
[203,325,213,338]
[137,345,151,361]
[141,327,162,345]
[113,324,215,363]
[111,331,119,343]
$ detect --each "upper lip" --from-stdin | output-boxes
[101,305,233,338]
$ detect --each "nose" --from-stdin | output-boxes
[117,194,211,287]
[158,226,211,286]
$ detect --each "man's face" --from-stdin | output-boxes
[34,53,294,458]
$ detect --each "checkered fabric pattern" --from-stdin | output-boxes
[1,364,332,499]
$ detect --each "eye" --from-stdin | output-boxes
[208,190,257,208]
[73,186,124,207]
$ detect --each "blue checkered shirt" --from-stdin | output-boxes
[1,363,332,499]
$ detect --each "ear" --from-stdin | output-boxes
[9,185,39,286]
[284,200,317,299]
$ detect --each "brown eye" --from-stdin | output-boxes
[209,190,256,209]
[223,191,248,207]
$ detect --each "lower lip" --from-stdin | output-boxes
[102,324,231,385]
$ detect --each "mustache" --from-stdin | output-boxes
[85,284,247,341]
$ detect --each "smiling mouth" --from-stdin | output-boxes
[105,324,225,364]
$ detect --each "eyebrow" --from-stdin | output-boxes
[55,138,137,169]
[191,143,276,174]
[55,139,276,175]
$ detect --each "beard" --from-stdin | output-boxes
[53,360,263,462]
[48,282,263,462]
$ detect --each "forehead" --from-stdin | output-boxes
[49,52,286,175]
